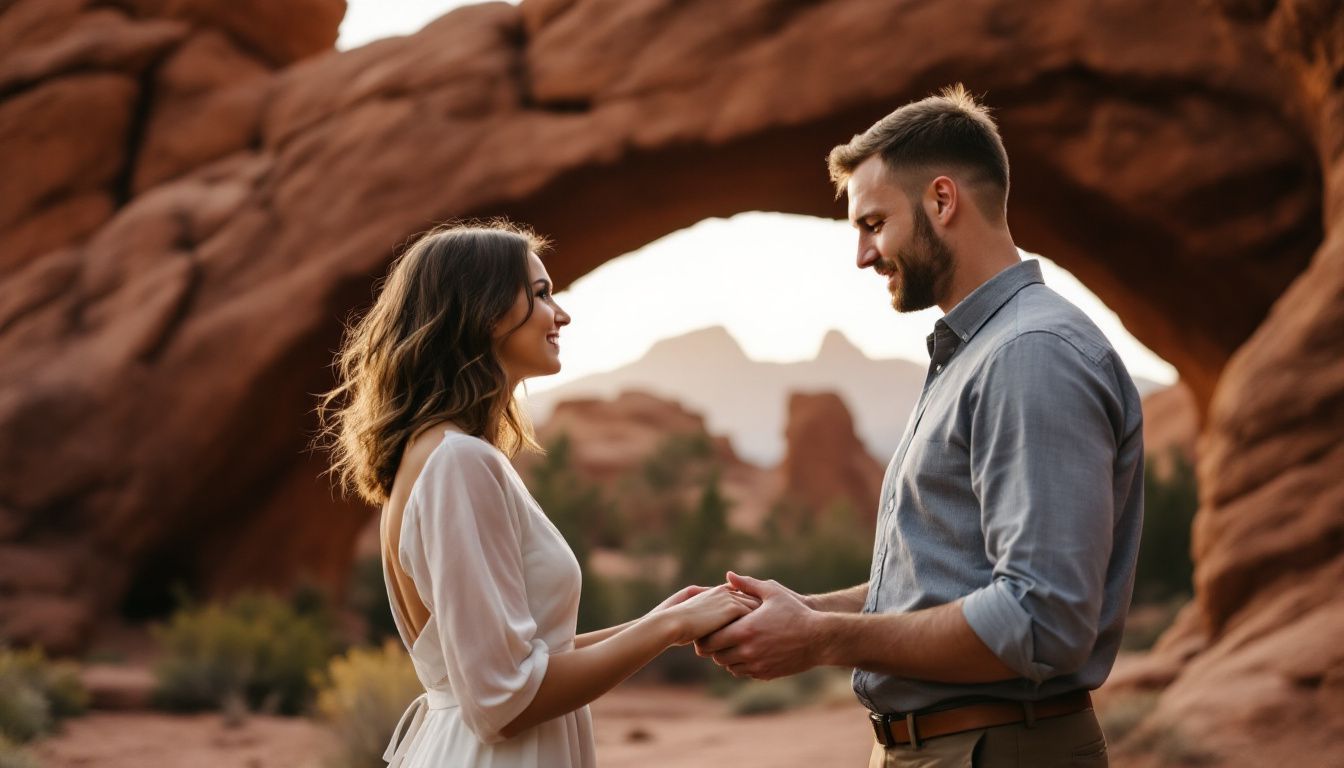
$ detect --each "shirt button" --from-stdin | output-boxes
[935,364,943,373]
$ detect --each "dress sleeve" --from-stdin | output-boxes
[959,331,1124,684]
[404,439,549,743]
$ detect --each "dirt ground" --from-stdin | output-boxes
[31,655,1161,767]
[30,683,872,768]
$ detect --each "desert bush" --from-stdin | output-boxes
[1134,450,1198,604]
[313,641,423,768]
[152,592,337,714]
[755,500,872,596]
[349,555,399,644]
[1098,690,1161,745]
[0,646,88,743]
[0,736,39,768]
[724,668,838,716]
[0,683,47,744]
[672,472,747,587]
[529,433,623,633]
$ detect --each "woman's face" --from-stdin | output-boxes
[494,251,570,388]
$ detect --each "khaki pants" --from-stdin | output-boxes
[867,709,1108,767]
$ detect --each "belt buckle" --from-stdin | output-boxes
[869,712,894,748]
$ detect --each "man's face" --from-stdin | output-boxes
[847,156,955,313]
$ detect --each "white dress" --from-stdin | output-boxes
[381,431,596,768]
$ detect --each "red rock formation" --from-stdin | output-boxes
[0,2,1341,760]
[0,0,346,650]
[778,392,883,527]
[525,390,774,531]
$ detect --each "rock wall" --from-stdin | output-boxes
[1,1,1341,762]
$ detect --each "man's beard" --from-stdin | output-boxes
[888,207,955,313]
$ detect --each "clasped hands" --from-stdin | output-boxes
[662,571,823,681]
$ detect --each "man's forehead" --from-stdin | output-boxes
[847,159,901,221]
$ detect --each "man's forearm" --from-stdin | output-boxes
[804,583,868,613]
[813,599,1018,684]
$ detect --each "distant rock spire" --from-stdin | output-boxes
[815,330,867,363]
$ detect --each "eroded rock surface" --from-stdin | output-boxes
[1,1,1341,762]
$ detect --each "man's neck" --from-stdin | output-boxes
[938,232,1020,314]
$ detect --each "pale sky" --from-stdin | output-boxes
[338,2,1178,393]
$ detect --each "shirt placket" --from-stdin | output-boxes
[858,322,963,708]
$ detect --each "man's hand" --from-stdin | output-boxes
[693,572,822,680]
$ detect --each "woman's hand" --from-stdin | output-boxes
[661,584,760,646]
[649,584,713,614]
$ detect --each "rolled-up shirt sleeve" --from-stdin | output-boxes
[405,442,549,742]
[960,331,1121,684]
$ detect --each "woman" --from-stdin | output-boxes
[318,221,756,767]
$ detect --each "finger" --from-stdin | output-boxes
[731,592,762,608]
[711,648,744,666]
[697,625,739,654]
[726,571,772,598]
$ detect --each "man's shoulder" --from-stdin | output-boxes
[994,284,1113,366]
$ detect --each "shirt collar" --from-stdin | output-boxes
[939,259,1044,344]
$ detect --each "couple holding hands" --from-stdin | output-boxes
[319,86,1143,767]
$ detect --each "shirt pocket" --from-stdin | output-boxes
[903,437,979,535]
[905,436,968,479]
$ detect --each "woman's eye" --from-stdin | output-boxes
[537,289,551,300]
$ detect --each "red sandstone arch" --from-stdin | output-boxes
[2,0,1341,761]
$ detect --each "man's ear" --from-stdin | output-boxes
[929,175,958,225]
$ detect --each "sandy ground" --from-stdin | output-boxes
[30,683,872,768]
[592,684,873,767]
[31,656,1158,767]
[31,710,332,768]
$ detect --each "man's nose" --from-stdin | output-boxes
[857,243,878,270]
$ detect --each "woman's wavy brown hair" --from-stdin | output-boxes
[316,221,546,505]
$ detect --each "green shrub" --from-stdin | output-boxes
[1135,451,1199,604]
[152,592,337,715]
[1098,690,1161,745]
[349,555,399,644]
[0,735,40,768]
[0,646,88,743]
[528,433,625,634]
[313,641,423,768]
[0,683,47,744]
[755,500,872,596]
[725,668,836,716]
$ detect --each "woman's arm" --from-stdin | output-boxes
[573,618,636,649]
[501,585,755,738]
[574,585,712,649]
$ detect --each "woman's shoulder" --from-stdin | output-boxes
[429,429,507,466]
[412,429,514,492]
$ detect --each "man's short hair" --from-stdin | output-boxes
[827,84,1009,222]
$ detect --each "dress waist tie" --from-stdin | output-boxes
[383,689,458,767]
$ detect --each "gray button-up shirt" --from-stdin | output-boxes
[853,259,1145,713]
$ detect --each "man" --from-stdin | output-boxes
[697,85,1144,767]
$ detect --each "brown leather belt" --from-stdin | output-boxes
[869,690,1093,748]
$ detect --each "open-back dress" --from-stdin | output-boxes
[381,430,596,767]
